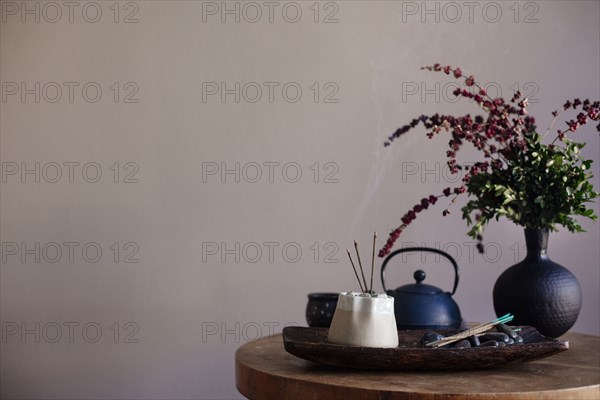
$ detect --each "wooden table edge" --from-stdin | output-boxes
[235,333,600,400]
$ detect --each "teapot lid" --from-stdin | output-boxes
[394,270,443,294]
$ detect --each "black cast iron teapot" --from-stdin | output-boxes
[381,247,462,330]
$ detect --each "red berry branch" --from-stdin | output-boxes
[379,64,600,258]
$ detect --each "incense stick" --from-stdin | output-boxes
[426,314,514,348]
[346,249,365,293]
[354,241,368,292]
[370,232,377,293]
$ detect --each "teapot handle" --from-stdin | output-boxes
[381,247,460,296]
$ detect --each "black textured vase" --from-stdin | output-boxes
[493,228,581,338]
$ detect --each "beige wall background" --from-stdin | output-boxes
[1,1,598,398]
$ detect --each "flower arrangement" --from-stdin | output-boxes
[379,64,599,257]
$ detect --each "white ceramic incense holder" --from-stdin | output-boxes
[327,292,399,348]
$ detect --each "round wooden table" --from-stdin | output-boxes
[235,332,599,400]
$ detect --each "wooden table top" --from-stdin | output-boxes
[235,332,600,400]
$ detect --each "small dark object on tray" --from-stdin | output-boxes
[452,339,471,348]
[420,331,444,347]
[480,340,499,347]
[468,335,480,347]
[514,335,524,344]
[282,326,568,371]
[497,323,519,339]
[480,332,511,343]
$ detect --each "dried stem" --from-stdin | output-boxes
[346,249,365,293]
[354,241,368,292]
[370,232,377,293]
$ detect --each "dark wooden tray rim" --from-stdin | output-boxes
[282,326,569,371]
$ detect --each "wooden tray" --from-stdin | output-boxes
[282,326,569,371]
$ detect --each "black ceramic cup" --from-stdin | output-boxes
[306,292,339,328]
